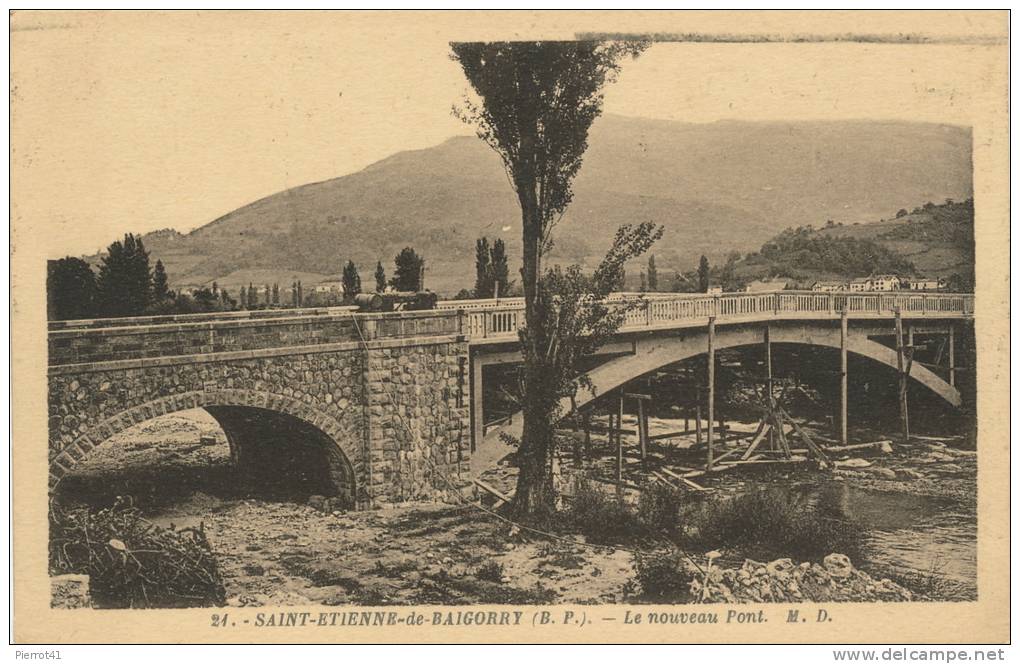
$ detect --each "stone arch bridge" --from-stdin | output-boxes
[48,291,973,506]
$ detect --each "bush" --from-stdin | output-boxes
[633,549,697,602]
[474,560,505,583]
[638,481,684,534]
[567,478,645,544]
[49,497,226,608]
[680,488,865,564]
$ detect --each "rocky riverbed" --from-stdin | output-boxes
[52,410,977,607]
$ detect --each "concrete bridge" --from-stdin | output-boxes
[48,291,974,506]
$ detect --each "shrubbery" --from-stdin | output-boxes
[49,497,226,608]
[633,549,698,602]
[680,488,865,563]
[567,478,643,544]
[637,481,684,535]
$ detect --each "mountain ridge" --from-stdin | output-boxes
[97,115,973,294]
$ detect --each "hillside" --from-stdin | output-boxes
[111,116,973,295]
[725,199,975,290]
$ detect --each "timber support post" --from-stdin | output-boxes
[948,323,956,387]
[616,394,624,502]
[840,307,848,446]
[894,307,910,444]
[695,386,703,445]
[765,324,775,450]
[707,316,716,471]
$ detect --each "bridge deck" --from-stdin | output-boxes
[48,291,973,367]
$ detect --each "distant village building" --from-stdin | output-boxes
[905,277,944,291]
[848,277,872,292]
[706,285,723,295]
[811,280,846,292]
[744,278,791,293]
[314,280,345,294]
[870,274,902,291]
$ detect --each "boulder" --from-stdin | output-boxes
[836,458,872,468]
[766,558,795,577]
[865,467,898,480]
[823,553,854,579]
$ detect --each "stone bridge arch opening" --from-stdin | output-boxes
[51,392,361,511]
[203,405,356,505]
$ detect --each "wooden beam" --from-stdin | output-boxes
[840,307,848,446]
[637,398,648,463]
[659,467,710,491]
[616,395,625,501]
[741,422,771,460]
[824,440,894,453]
[948,323,956,387]
[707,316,716,471]
[894,308,910,443]
[474,478,511,505]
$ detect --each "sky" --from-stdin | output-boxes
[10,11,1007,258]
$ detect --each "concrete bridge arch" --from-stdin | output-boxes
[473,320,962,470]
[574,321,962,411]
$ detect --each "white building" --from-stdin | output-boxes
[849,277,872,292]
[745,278,791,293]
[905,277,943,291]
[314,280,345,294]
[811,280,846,292]
[870,274,902,291]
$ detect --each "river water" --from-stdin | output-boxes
[774,481,977,598]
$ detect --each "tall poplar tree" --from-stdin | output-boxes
[452,40,649,515]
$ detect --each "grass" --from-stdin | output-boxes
[680,488,866,564]
[566,478,647,544]
[632,549,698,603]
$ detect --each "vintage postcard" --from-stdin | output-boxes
[11,10,1009,644]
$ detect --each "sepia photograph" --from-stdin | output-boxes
[10,9,1010,646]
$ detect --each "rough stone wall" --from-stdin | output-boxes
[48,336,472,507]
[363,340,471,505]
[48,348,367,490]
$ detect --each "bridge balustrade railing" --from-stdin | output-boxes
[48,291,974,364]
[463,291,974,342]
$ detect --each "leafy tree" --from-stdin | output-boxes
[96,233,152,317]
[342,260,362,299]
[272,283,279,305]
[247,282,257,309]
[297,280,303,306]
[391,247,424,292]
[474,237,492,297]
[239,286,247,309]
[47,257,97,320]
[192,288,218,310]
[490,237,511,297]
[698,255,710,293]
[647,254,658,292]
[374,261,386,292]
[639,270,647,292]
[220,288,235,310]
[896,208,909,218]
[452,39,647,515]
[152,260,170,302]
[474,236,513,298]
